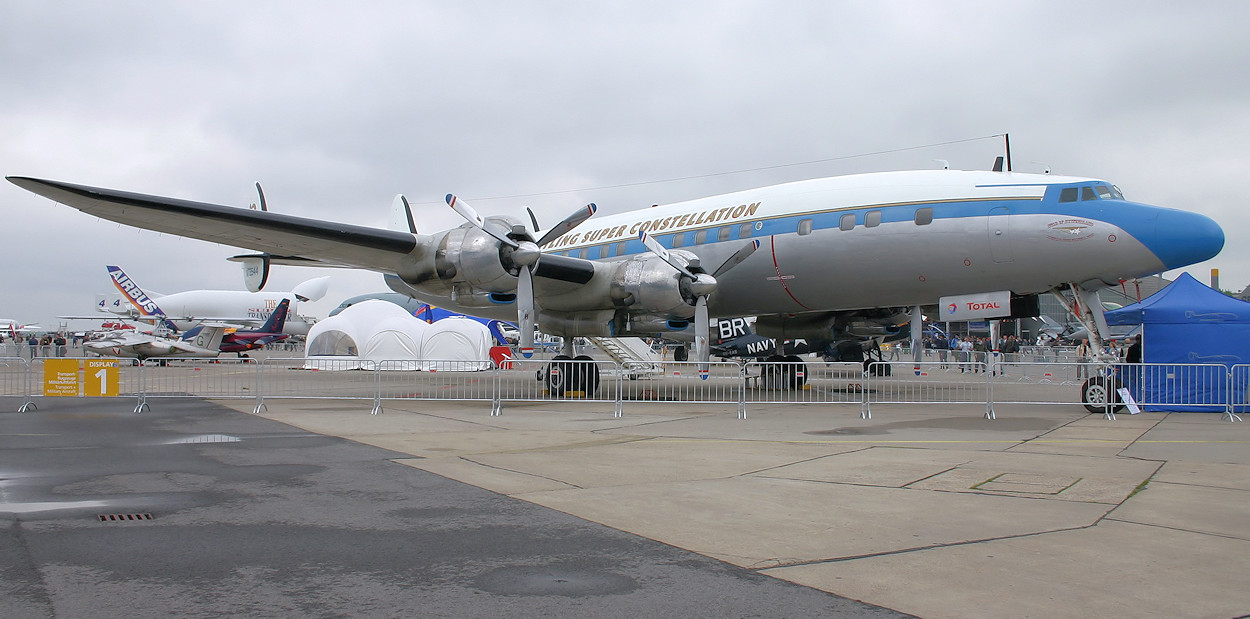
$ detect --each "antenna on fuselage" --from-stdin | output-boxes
[934,159,949,170]
[1004,132,1012,171]
[1032,161,1051,174]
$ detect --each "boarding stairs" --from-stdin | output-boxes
[586,336,665,378]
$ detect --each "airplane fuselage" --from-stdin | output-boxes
[399,170,1222,329]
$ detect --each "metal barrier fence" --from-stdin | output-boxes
[4,356,1246,422]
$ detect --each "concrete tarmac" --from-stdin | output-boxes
[220,397,1250,619]
[0,397,902,618]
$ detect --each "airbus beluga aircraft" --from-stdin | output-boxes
[8,167,1224,392]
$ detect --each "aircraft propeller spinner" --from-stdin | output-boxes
[445,194,596,358]
[639,231,760,379]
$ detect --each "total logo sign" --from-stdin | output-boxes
[939,291,1012,321]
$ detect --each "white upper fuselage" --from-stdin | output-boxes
[413,169,1222,321]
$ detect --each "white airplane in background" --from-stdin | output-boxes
[1,319,44,338]
[9,160,1225,401]
[80,266,328,336]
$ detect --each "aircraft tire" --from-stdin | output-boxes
[574,355,599,395]
[545,355,573,395]
[673,346,688,362]
[761,355,786,389]
[1081,376,1124,414]
[783,355,807,389]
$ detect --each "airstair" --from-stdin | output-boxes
[586,336,665,378]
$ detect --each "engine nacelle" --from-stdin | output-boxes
[609,253,696,318]
[395,219,525,301]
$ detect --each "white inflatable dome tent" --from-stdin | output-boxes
[304,300,491,370]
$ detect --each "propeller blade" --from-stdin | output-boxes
[446,194,517,248]
[536,203,598,247]
[517,266,535,358]
[695,296,710,380]
[712,239,761,277]
[639,230,695,279]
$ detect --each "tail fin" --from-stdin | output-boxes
[259,299,290,333]
[106,266,179,332]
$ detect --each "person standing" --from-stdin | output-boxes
[1125,335,1142,364]
[1075,338,1091,379]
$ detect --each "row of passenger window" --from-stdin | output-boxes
[801,207,933,235]
[558,222,756,259]
[559,207,937,257]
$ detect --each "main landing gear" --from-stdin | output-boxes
[759,354,807,390]
[542,354,600,396]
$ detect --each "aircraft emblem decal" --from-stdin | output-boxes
[1045,219,1096,242]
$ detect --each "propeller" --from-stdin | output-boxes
[445,194,597,358]
[639,231,760,379]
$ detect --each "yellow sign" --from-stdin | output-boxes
[42,359,120,397]
[85,359,120,396]
[42,359,82,396]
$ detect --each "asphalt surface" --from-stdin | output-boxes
[0,398,906,618]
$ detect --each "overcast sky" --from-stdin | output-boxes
[3,1,1248,330]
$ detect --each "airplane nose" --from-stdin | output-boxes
[1149,208,1225,270]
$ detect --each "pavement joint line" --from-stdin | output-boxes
[453,456,584,490]
[749,522,1101,570]
[735,446,877,477]
[903,462,970,488]
[1100,516,1250,543]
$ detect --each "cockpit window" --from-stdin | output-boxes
[1095,184,1124,200]
[1059,187,1078,203]
[1081,186,1098,201]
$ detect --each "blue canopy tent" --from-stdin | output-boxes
[1104,273,1250,412]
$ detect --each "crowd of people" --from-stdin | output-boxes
[880,332,1144,373]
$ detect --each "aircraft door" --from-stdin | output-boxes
[987,207,1013,263]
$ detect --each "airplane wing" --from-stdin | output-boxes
[8,177,419,272]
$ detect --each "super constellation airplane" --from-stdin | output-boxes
[8,166,1224,393]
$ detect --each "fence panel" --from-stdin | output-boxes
[743,360,865,405]
[1,357,30,410]
[375,359,497,403]
[864,361,992,419]
[616,361,742,408]
[497,358,622,415]
[258,357,380,401]
[1112,363,1230,413]
[134,358,258,399]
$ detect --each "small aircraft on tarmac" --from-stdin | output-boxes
[83,323,229,360]
[184,298,291,357]
[10,158,1225,402]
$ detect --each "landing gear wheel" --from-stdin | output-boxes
[673,345,688,362]
[761,355,786,390]
[783,355,807,389]
[1081,376,1124,413]
[574,355,599,395]
[545,355,573,395]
